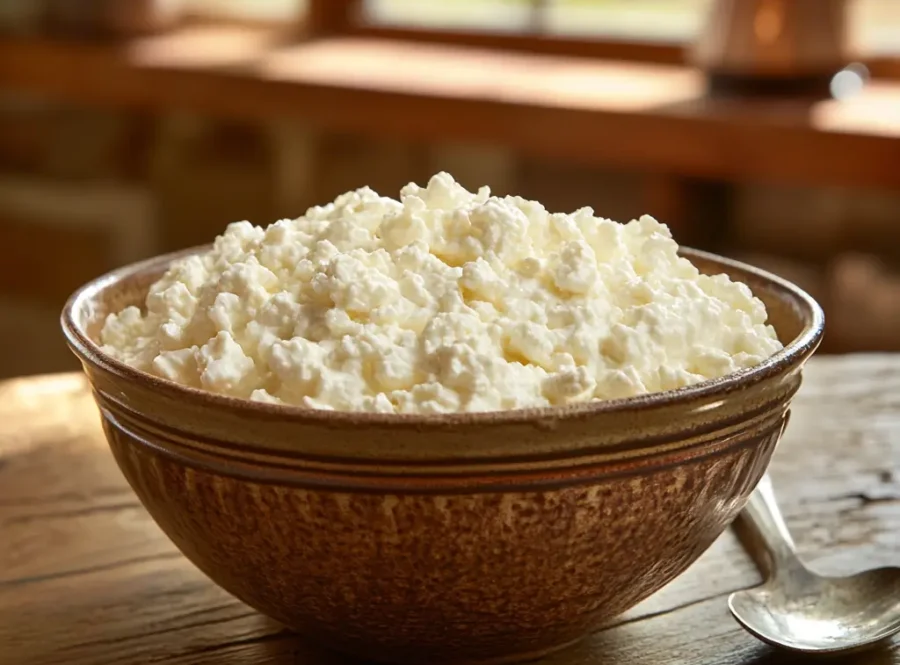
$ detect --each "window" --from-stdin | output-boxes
[362,0,899,58]
[541,0,714,41]
[364,0,535,33]
[364,0,712,41]
[182,0,899,70]
[186,0,307,22]
[853,0,900,55]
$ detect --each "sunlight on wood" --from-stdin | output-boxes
[0,374,101,455]
[812,83,900,138]
[127,25,281,69]
[260,38,705,111]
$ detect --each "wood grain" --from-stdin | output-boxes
[0,357,899,664]
[0,32,898,190]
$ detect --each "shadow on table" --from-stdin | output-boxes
[164,616,375,665]
[741,645,899,665]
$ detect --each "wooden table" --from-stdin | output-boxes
[1,356,898,664]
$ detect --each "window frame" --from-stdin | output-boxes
[344,23,684,65]
[332,0,687,64]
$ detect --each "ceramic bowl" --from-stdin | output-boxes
[62,246,823,665]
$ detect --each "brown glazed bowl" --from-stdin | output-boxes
[62,247,823,665]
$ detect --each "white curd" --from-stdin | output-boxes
[100,173,782,413]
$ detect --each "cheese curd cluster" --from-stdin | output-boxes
[100,172,783,413]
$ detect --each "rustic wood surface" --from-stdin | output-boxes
[0,356,898,664]
[0,30,899,190]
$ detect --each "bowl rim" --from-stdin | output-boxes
[62,245,824,429]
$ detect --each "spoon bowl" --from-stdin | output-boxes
[729,567,900,654]
[729,475,900,654]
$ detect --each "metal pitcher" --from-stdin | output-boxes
[691,0,849,78]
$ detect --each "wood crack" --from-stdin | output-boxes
[0,487,133,508]
[0,550,183,589]
[824,490,900,517]
[69,605,260,651]
[4,501,143,525]
[835,491,900,507]
[163,630,295,660]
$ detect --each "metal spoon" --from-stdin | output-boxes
[728,474,900,655]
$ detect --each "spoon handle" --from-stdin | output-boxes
[736,474,807,581]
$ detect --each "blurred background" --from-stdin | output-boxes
[0,0,898,379]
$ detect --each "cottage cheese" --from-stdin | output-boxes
[100,173,782,413]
